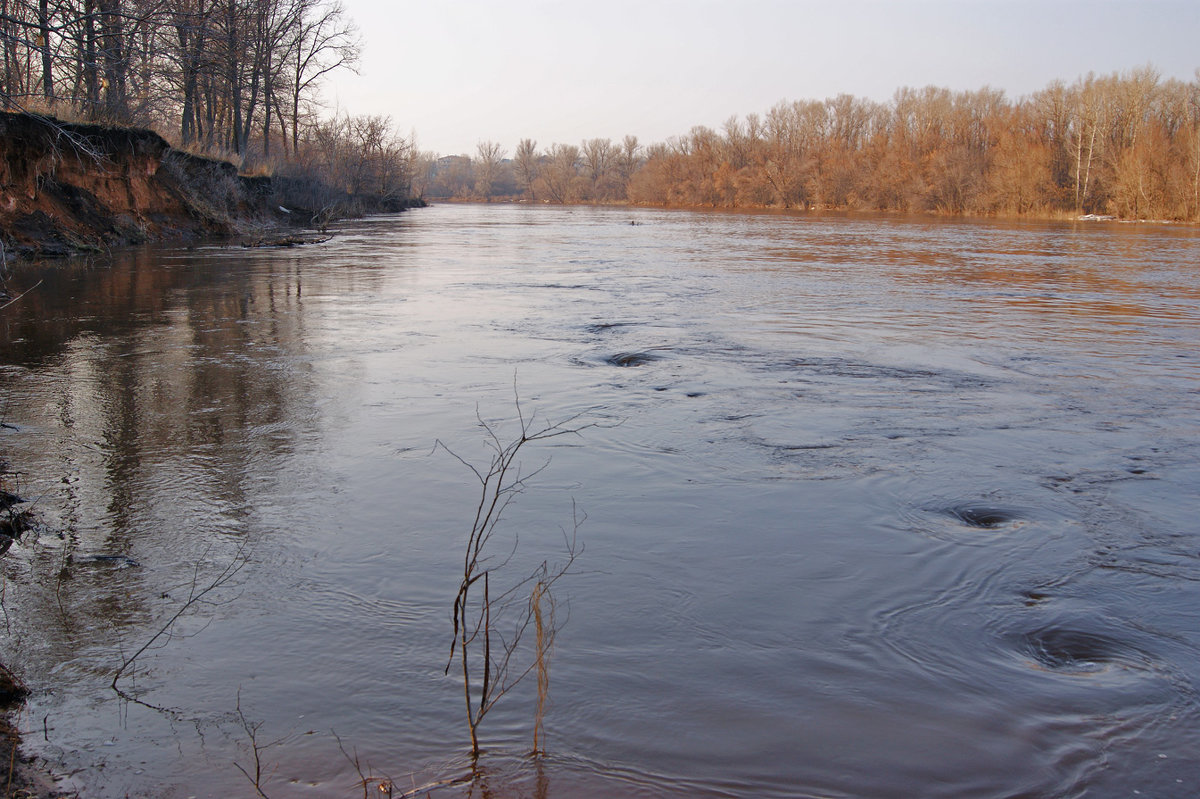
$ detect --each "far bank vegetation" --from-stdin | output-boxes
[2,4,1196,223]
[0,0,415,211]
[422,66,1200,223]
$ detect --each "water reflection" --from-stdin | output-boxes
[2,247,331,720]
[2,206,1199,797]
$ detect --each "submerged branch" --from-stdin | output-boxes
[110,544,248,704]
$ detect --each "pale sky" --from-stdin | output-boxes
[330,0,1200,157]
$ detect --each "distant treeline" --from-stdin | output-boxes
[0,0,414,203]
[421,66,1200,221]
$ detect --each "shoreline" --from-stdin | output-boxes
[0,111,423,264]
[0,111,422,797]
[422,196,1198,228]
[2,678,62,798]
[1,484,63,797]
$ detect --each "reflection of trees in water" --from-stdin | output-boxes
[0,244,358,685]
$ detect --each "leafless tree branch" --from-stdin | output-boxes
[436,383,599,758]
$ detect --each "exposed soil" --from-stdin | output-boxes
[0,111,301,260]
[0,111,424,262]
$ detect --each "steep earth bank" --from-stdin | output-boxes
[0,111,418,260]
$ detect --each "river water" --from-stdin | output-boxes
[2,204,1199,798]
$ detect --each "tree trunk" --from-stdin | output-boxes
[99,0,129,121]
[84,0,100,116]
[1082,118,1098,211]
[177,21,196,143]
[39,0,53,102]
[261,82,271,158]
[227,3,242,154]
[1,0,13,109]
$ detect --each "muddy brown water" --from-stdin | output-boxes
[2,204,1199,797]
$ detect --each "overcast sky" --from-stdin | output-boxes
[330,0,1200,156]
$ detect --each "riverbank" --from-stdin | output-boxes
[2,471,63,796]
[0,111,422,795]
[0,111,422,261]
[0,111,280,259]
[1,728,60,798]
[1,668,58,798]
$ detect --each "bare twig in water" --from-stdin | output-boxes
[233,688,288,799]
[334,730,397,798]
[436,383,597,758]
[110,544,248,704]
[0,279,42,312]
[333,726,469,799]
[531,568,555,756]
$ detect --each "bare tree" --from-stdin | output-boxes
[580,137,615,201]
[286,0,357,154]
[473,139,504,199]
[615,133,640,195]
[1070,73,1105,213]
[407,149,436,200]
[513,137,538,200]
[1189,69,1200,220]
[538,143,580,203]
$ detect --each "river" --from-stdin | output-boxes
[2,204,1199,798]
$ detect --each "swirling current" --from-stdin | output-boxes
[1,204,1199,797]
